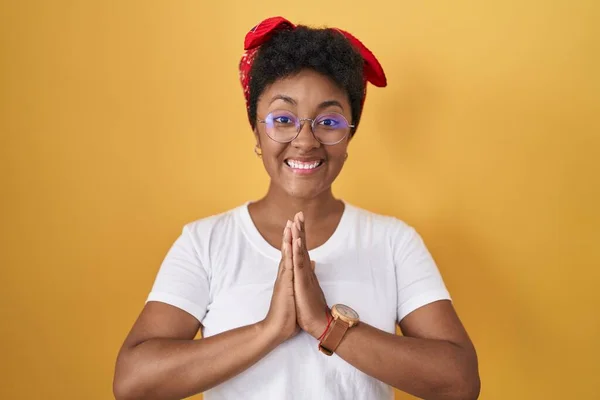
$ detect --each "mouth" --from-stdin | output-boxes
[284,158,324,174]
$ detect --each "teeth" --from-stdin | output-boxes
[286,160,322,169]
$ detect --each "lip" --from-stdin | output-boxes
[284,158,325,175]
[285,157,323,163]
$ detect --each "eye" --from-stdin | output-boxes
[317,115,345,129]
[320,119,338,127]
[274,116,294,124]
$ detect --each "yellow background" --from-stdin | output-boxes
[1,1,598,399]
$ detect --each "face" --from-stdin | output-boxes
[254,69,352,200]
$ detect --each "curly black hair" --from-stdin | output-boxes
[247,26,365,135]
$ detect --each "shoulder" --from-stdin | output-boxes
[344,201,417,240]
[183,203,246,236]
[175,203,248,256]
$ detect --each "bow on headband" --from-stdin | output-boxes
[239,16,387,120]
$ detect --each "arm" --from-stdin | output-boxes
[331,300,480,400]
[113,302,279,400]
[114,222,298,400]
[290,213,480,400]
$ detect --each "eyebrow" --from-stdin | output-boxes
[269,95,345,111]
[269,95,297,106]
[317,100,344,111]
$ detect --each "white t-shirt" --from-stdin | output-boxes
[147,201,451,400]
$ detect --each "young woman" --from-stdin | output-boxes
[114,16,480,400]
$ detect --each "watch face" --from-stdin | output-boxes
[335,304,359,320]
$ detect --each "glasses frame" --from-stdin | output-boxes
[258,110,355,145]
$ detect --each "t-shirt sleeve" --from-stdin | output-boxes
[146,225,210,323]
[394,224,451,322]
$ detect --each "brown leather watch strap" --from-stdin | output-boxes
[319,318,350,355]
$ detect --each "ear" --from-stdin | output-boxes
[253,128,261,147]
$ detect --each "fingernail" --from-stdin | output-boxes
[297,238,302,248]
[286,220,292,229]
[296,221,302,232]
[299,212,305,223]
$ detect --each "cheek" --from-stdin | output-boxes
[260,140,287,166]
[263,156,281,172]
[326,143,349,161]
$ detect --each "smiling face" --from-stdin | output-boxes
[254,69,352,200]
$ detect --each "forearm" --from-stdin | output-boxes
[114,322,277,400]
[333,322,480,400]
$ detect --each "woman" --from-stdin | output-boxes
[114,16,480,400]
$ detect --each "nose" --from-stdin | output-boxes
[292,119,321,150]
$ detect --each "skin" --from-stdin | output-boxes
[113,69,481,400]
[247,69,350,252]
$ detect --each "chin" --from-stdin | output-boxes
[283,183,327,200]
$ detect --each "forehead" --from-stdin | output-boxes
[259,69,349,107]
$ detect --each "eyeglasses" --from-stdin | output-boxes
[258,110,354,145]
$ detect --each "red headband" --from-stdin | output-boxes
[239,16,387,122]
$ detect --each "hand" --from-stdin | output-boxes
[291,212,330,339]
[261,221,299,343]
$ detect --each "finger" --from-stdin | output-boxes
[311,260,316,271]
[280,221,292,253]
[284,220,293,245]
[295,213,312,269]
[291,216,300,242]
[291,217,302,267]
[278,227,287,278]
[296,212,303,224]
[279,223,293,278]
[297,213,310,261]
[293,237,305,269]
[284,225,294,271]
[283,241,295,279]
[279,240,294,280]
[298,213,307,247]
[297,211,305,237]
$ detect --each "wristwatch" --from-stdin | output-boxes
[319,304,359,356]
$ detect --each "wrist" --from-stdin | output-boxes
[317,304,360,356]
[310,307,332,340]
[256,320,285,347]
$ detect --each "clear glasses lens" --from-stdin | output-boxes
[265,111,298,142]
[313,113,350,144]
[264,111,351,145]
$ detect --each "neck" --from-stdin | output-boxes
[253,182,343,225]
